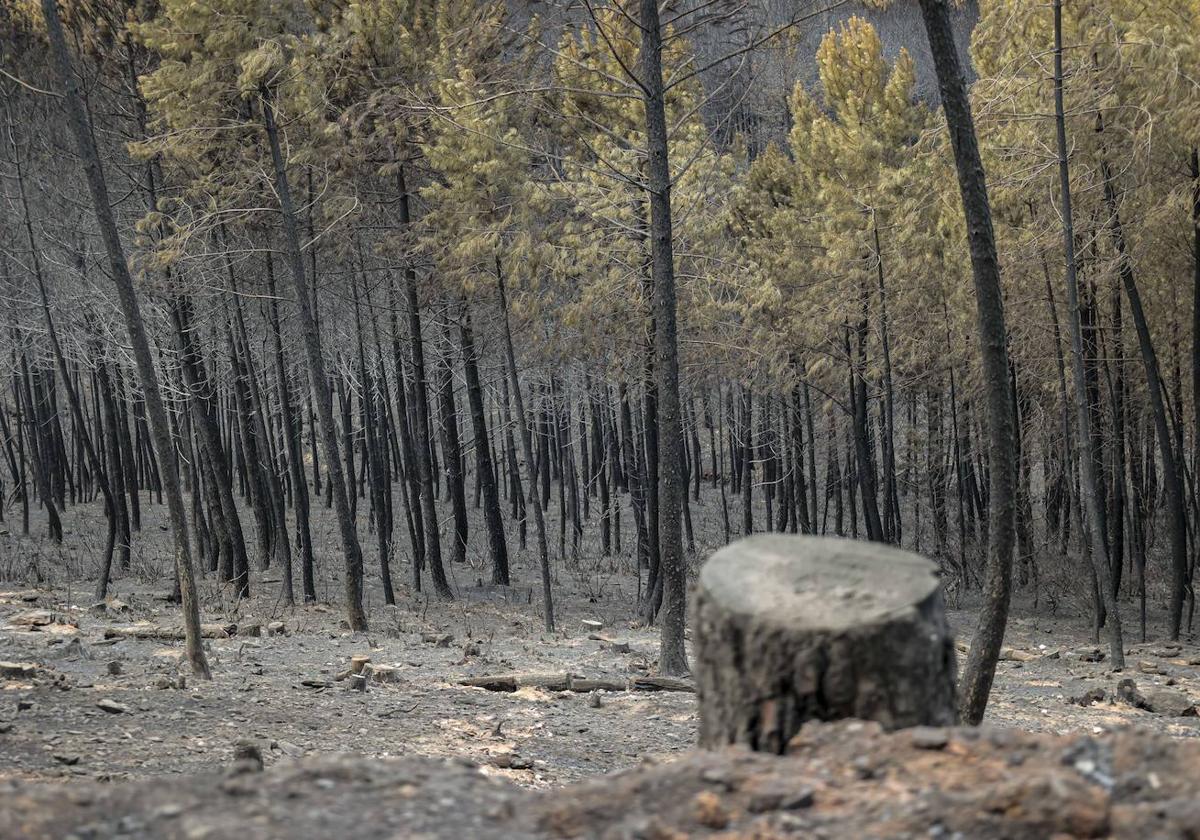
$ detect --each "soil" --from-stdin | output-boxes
[4,720,1200,839]
[1,494,1198,794]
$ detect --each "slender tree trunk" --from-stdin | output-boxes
[1101,154,1188,638]
[260,90,366,630]
[497,265,554,631]
[388,275,425,566]
[398,169,450,598]
[6,119,117,593]
[458,303,509,585]
[849,307,884,543]
[42,0,209,677]
[741,387,753,535]
[23,212,117,601]
[264,255,316,602]
[352,270,394,605]
[227,281,293,605]
[873,214,900,543]
[639,0,688,675]
[173,296,251,599]
[920,0,1020,721]
[1047,0,1124,666]
[96,359,130,574]
[436,318,469,569]
[1191,149,1200,617]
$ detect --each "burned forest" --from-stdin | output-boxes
[2,1,1200,838]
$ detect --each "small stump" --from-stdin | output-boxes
[694,535,957,753]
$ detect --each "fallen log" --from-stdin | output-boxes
[459,672,649,693]
[460,672,572,692]
[628,675,695,693]
[102,622,236,641]
[568,677,628,693]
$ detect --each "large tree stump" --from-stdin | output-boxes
[694,534,957,752]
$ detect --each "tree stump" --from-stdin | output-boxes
[694,535,957,753]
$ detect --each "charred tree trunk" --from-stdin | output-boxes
[43,0,209,677]
[497,265,554,631]
[694,535,956,752]
[260,89,366,630]
[639,0,688,675]
[398,169,450,598]
[1046,0,1123,666]
[920,0,1020,720]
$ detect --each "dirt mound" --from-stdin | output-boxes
[3,720,1198,839]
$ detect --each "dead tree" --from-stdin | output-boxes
[693,534,957,753]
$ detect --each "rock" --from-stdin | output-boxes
[597,638,631,654]
[368,665,401,685]
[153,803,185,819]
[581,619,604,632]
[53,753,80,766]
[692,790,729,829]
[39,624,79,638]
[275,740,304,757]
[747,783,815,813]
[491,753,532,770]
[60,638,89,660]
[910,727,950,750]
[8,610,54,628]
[1072,647,1105,662]
[1068,687,1106,707]
[95,699,130,715]
[241,623,262,638]
[587,691,602,709]
[422,632,454,647]
[1137,661,1161,675]
[267,621,287,637]
[232,741,264,772]
[106,660,123,676]
[0,661,40,680]
[1118,678,1155,711]
[1141,688,1197,717]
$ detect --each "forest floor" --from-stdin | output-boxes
[1,494,1199,790]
